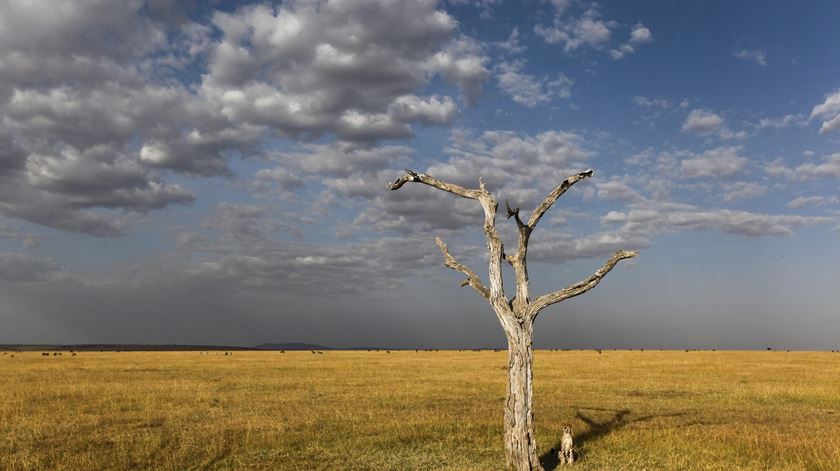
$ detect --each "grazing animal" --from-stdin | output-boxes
[558,426,575,465]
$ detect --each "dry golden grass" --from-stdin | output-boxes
[1,350,839,470]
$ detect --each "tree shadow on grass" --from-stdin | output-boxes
[539,407,655,470]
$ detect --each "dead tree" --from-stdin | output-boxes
[387,169,637,470]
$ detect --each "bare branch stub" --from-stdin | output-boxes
[528,249,638,319]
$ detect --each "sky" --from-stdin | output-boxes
[1,0,839,349]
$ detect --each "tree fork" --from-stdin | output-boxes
[387,168,637,470]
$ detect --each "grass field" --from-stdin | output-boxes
[1,350,839,470]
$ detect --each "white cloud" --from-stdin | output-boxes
[681,109,724,134]
[734,48,767,66]
[611,23,653,60]
[757,114,808,130]
[203,2,488,141]
[0,0,491,236]
[680,146,748,178]
[594,178,644,202]
[496,61,573,107]
[786,195,839,209]
[722,182,768,202]
[810,89,840,134]
[763,159,796,179]
[763,153,840,181]
[681,109,747,140]
[609,43,635,60]
[535,6,613,52]
[795,153,840,179]
[496,27,525,54]
[604,203,832,238]
[629,23,654,44]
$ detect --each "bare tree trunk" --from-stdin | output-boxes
[387,169,637,471]
[503,319,543,471]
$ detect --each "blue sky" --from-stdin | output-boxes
[1,0,839,349]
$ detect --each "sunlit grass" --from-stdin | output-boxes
[1,350,838,470]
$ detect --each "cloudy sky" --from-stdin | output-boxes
[1,0,839,349]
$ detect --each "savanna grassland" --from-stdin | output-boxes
[1,350,839,470]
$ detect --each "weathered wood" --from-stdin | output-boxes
[435,237,490,300]
[527,169,594,229]
[527,249,638,320]
[388,168,637,471]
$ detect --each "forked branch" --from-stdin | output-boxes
[387,169,506,303]
[528,249,638,318]
[435,237,490,300]
[505,199,527,232]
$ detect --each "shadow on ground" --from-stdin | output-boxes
[539,407,655,470]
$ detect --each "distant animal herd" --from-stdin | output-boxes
[3,349,840,357]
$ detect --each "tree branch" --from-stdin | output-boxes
[435,237,490,300]
[505,199,527,231]
[506,199,533,313]
[387,169,507,304]
[387,169,480,200]
[528,249,638,318]
[527,169,594,229]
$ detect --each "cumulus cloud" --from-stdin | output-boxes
[535,4,614,52]
[681,109,724,134]
[680,146,748,178]
[810,89,840,134]
[204,1,488,138]
[757,113,808,130]
[327,128,593,236]
[496,61,573,107]
[610,23,653,60]
[681,109,747,140]
[629,23,654,44]
[594,178,645,202]
[763,159,796,180]
[733,48,767,66]
[766,153,840,181]
[794,153,840,179]
[0,0,490,236]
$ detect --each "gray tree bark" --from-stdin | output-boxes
[387,169,637,470]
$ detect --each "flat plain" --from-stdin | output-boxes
[1,350,839,470]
